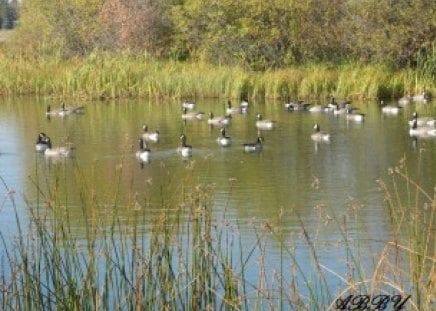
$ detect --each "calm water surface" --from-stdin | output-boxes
[0,97,435,296]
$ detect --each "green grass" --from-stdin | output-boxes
[0,155,434,310]
[0,50,434,101]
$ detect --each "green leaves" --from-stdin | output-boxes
[11,0,436,72]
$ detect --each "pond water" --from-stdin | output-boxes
[0,97,435,303]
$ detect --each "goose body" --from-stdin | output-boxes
[141,124,160,142]
[208,112,231,126]
[345,108,365,122]
[398,96,410,106]
[311,124,330,142]
[408,112,435,127]
[182,101,196,110]
[182,108,204,120]
[136,139,151,162]
[333,104,347,115]
[409,119,436,137]
[411,92,429,103]
[44,138,72,157]
[217,127,231,147]
[243,136,263,153]
[45,105,63,117]
[226,100,247,114]
[255,114,276,129]
[381,102,401,115]
[177,134,192,157]
[308,105,332,113]
[46,103,84,117]
[285,101,310,111]
[240,99,249,108]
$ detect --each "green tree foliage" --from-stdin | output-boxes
[344,0,435,69]
[11,0,436,71]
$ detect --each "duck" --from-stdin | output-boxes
[226,100,247,115]
[381,101,401,115]
[243,136,264,153]
[409,119,436,137]
[177,134,192,157]
[44,137,72,157]
[255,114,276,129]
[311,123,330,142]
[207,112,231,126]
[141,124,160,142]
[182,100,196,110]
[408,112,435,127]
[136,138,151,162]
[216,127,231,147]
[345,108,365,122]
[181,107,204,120]
[35,132,49,152]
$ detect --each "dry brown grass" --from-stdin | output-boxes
[0,30,14,42]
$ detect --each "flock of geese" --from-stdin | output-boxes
[34,94,435,162]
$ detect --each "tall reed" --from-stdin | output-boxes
[0,155,434,310]
[0,50,434,101]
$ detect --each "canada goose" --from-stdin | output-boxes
[136,138,151,162]
[255,114,276,129]
[381,101,401,115]
[182,107,204,120]
[285,100,310,111]
[58,102,85,116]
[44,137,72,157]
[217,127,231,147]
[141,124,160,142]
[46,102,84,117]
[46,105,63,117]
[35,132,49,152]
[345,108,365,122]
[398,96,410,107]
[330,96,352,109]
[411,92,429,103]
[308,104,332,113]
[408,112,435,127]
[207,112,231,126]
[240,99,249,108]
[177,134,192,157]
[409,119,436,137]
[243,136,264,153]
[182,100,196,110]
[311,124,330,142]
[226,100,247,114]
[332,104,347,115]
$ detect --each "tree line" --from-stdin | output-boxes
[11,0,436,72]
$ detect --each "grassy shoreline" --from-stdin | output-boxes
[0,51,434,101]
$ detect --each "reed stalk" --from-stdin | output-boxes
[0,155,434,310]
[0,51,434,101]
